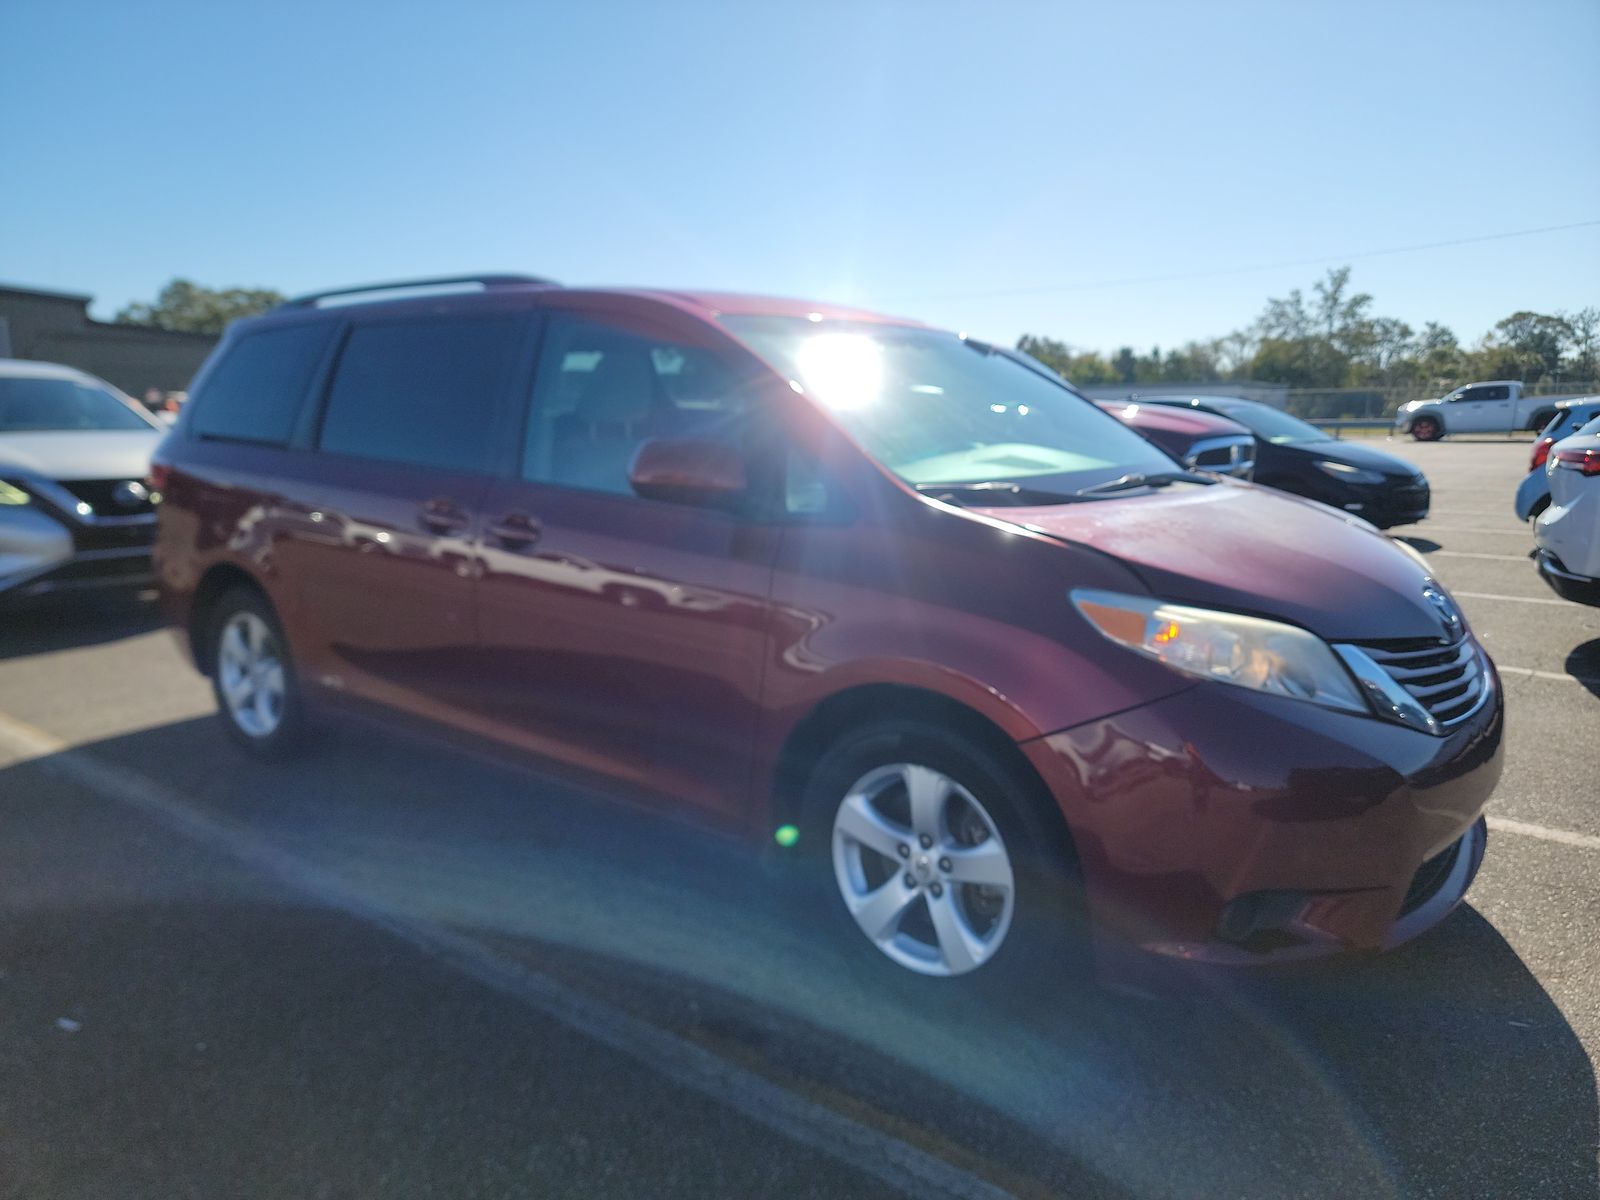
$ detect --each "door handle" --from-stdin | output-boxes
[418,498,469,535]
[487,511,542,549]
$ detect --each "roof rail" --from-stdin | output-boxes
[279,274,558,310]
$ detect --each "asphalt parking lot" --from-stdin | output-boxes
[1,436,1596,1200]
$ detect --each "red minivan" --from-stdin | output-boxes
[152,275,1503,982]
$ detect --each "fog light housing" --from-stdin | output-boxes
[1216,890,1310,950]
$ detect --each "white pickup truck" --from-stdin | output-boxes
[1394,381,1573,440]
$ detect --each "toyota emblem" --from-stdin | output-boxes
[1422,585,1461,634]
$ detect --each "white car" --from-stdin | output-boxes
[0,359,165,599]
[1534,419,1600,607]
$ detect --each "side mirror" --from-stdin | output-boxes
[628,438,748,509]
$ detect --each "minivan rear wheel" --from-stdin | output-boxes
[800,720,1082,988]
[208,587,305,757]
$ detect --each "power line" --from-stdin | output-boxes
[884,218,1600,304]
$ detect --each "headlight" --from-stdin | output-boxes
[0,480,31,506]
[1315,460,1385,485]
[1072,589,1368,715]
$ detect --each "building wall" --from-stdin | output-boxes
[0,284,217,396]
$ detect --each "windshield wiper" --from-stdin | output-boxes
[1073,470,1214,497]
[914,481,1081,506]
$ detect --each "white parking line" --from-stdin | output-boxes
[1454,590,1574,607]
[1497,665,1600,686]
[1487,816,1600,853]
[1413,527,1530,536]
[1429,551,1531,562]
[0,710,1015,1200]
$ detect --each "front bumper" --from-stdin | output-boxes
[1022,666,1503,963]
[1343,477,1431,529]
[1,502,155,599]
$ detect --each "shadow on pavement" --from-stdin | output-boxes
[2,712,1595,1200]
[1568,638,1600,700]
[0,587,162,662]
[1395,535,1442,553]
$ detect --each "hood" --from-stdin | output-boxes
[1096,401,1251,440]
[0,430,162,482]
[1276,437,1422,477]
[975,481,1453,642]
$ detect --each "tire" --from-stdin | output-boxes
[1527,409,1556,433]
[797,719,1083,992]
[1410,415,1443,442]
[205,585,306,757]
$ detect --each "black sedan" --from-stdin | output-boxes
[1137,395,1429,528]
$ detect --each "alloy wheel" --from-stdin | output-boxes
[1412,417,1441,442]
[217,612,286,739]
[831,762,1016,976]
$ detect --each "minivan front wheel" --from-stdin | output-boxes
[209,588,304,756]
[802,721,1080,985]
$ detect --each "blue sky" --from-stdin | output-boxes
[3,0,1596,353]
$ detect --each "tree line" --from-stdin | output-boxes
[116,271,1597,403]
[1018,267,1598,397]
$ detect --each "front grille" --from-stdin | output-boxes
[72,521,156,553]
[1184,437,1254,477]
[55,478,156,516]
[1357,635,1487,728]
[1386,481,1430,509]
[1400,836,1462,915]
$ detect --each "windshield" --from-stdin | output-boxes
[723,317,1176,494]
[1210,402,1328,444]
[0,376,157,433]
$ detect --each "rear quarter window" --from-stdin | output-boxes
[189,323,333,444]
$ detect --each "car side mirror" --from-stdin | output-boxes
[628,438,748,509]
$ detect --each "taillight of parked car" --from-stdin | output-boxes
[1531,436,1556,471]
[1552,447,1600,476]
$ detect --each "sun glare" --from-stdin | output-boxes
[793,332,885,412]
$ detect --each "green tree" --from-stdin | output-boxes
[1565,307,1599,383]
[1360,316,1416,386]
[1015,334,1072,375]
[1014,334,1119,385]
[116,278,285,336]
[1248,337,1323,388]
[1112,347,1137,384]
[1492,311,1572,380]
[1413,322,1463,389]
[1312,267,1375,360]
[1248,268,1372,387]
[1016,270,1594,399]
